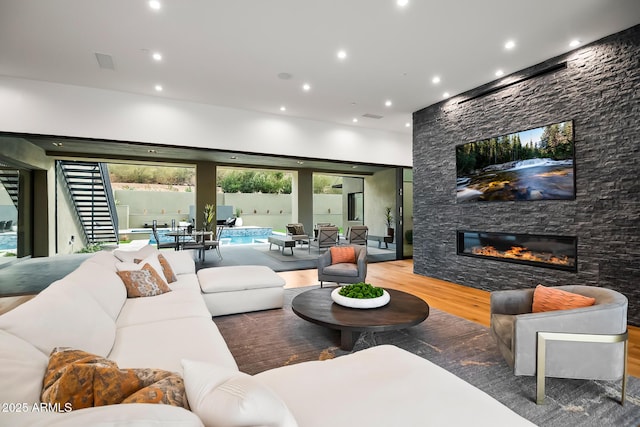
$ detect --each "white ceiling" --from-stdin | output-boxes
[1,0,639,135]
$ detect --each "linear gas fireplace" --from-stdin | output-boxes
[457,231,577,272]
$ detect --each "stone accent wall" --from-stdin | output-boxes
[413,25,640,324]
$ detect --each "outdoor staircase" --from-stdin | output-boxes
[58,161,119,244]
[0,169,19,208]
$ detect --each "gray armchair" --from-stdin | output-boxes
[490,285,628,404]
[317,245,367,287]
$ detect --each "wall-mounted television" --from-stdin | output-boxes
[456,120,575,202]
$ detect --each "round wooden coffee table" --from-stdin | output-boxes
[291,287,429,350]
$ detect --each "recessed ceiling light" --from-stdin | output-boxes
[352,165,358,169]
[148,0,161,10]
[280,106,286,112]
[302,83,311,91]
[385,100,392,107]
[432,76,440,84]
[443,92,450,98]
[405,122,411,127]
[397,0,409,7]
[505,40,516,50]
[337,50,347,60]
[152,52,162,61]
[352,118,358,123]
[52,142,63,147]
[297,161,304,165]
[154,84,163,92]
[148,149,157,154]
[495,69,504,77]
[569,39,581,47]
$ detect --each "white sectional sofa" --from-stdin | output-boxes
[0,246,535,427]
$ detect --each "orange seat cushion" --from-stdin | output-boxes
[532,284,596,313]
[330,246,356,265]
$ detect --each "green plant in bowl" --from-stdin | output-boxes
[338,282,384,299]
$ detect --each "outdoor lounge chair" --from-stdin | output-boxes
[346,225,368,247]
[286,223,310,247]
[313,226,339,253]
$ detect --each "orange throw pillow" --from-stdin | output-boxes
[532,284,596,313]
[41,347,188,411]
[117,263,172,298]
[157,254,178,283]
[330,246,356,264]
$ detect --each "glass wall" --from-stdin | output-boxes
[0,168,19,265]
[402,168,413,258]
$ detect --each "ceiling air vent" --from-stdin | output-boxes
[95,53,115,70]
[362,113,384,119]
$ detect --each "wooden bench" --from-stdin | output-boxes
[369,235,393,249]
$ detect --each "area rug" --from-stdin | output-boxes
[214,287,640,427]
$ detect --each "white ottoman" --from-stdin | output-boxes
[198,266,285,316]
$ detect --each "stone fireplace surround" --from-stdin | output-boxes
[412,25,640,325]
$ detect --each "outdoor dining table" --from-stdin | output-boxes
[164,229,213,250]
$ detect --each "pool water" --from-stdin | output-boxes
[148,227,272,246]
[0,233,17,250]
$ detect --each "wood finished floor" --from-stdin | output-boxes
[2,259,638,377]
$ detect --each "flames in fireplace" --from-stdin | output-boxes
[457,231,578,272]
[471,245,574,267]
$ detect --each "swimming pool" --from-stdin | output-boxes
[0,233,17,250]
[147,227,273,245]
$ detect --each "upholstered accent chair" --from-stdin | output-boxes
[490,285,628,404]
[313,226,339,253]
[317,245,367,287]
[346,225,368,247]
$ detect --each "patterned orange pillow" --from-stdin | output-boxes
[330,246,356,265]
[532,284,596,313]
[157,254,178,283]
[117,263,172,298]
[41,347,188,411]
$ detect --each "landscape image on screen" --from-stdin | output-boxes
[456,121,574,202]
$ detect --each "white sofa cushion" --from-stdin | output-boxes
[116,287,211,328]
[81,250,121,270]
[0,330,48,404]
[2,403,204,427]
[113,244,159,263]
[0,284,116,357]
[61,261,127,320]
[169,274,202,293]
[256,345,535,427]
[198,266,285,293]
[109,317,238,374]
[159,250,196,276]
[182,359,297,427]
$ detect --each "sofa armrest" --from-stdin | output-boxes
[490,289,534,315]
[512,303,627,376]
[318,251,332,270]
[356,248,367,279]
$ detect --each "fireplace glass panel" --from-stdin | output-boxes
[457,231,577,272]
